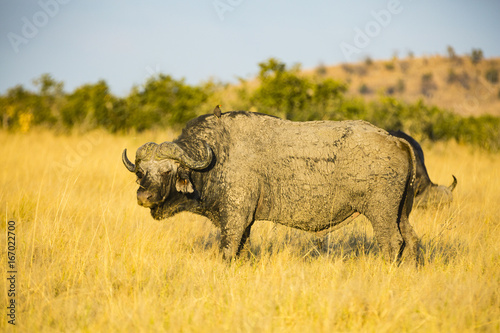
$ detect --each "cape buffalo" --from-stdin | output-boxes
[389,130,457,208]
[123,111,419,263]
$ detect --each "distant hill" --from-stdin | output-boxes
[308,55,500,117]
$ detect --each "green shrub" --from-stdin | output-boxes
[470,48,484,64]
[399,61,410,73]
[447,45,457,60]
[384,62,395,71]
[61,80,113,130]
[359,84,371,95]
[396,79,406,93]
[250,58,313,120]
[485,68,499,84]
[421,72,438,96]
[315,63,327,76]
[133,75,197,126]
[250,58,346,121]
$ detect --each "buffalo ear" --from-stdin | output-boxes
[175,167,194,194]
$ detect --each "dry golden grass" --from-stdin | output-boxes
[1,129,499,332]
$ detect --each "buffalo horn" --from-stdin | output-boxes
[449,175,458,192]
[157,142,212,170]
[122,149,135,172]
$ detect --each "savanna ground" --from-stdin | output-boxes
[1,129,499,332]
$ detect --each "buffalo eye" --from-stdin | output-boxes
[136,171,144,179]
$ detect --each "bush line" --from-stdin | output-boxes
[2,59,499,151]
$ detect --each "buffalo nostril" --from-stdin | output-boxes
[137,191,153,207]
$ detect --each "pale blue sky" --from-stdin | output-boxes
[1,0,499,96]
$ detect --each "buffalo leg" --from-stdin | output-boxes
[365,205,404,263]
[219,179,259,261]
[399,215,419,265]
[219,210,255,261]
[238,221,254,254]
[398,188,419,265]
[373,220,404,263]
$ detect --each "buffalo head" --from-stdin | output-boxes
[122,141,212,216]
[415,175,457,207]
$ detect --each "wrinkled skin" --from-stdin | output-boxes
[123,112,419,264]
[389,130,457,208]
